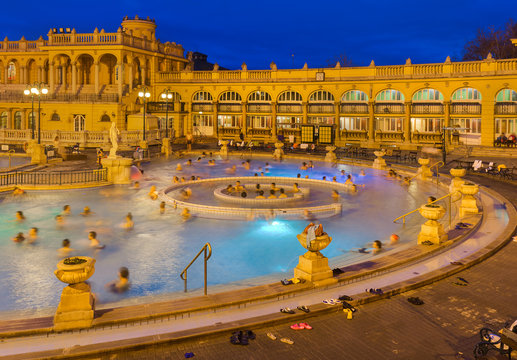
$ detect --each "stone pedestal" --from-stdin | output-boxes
[417,204,448,245]
[324,146,337,163]
[372,150,387,169]
[219,140,229,158]
[294,233,337,287]
[417,158,432,180]
[449,167,466,201]
[101,157,132,184]
[161,138,172,156]
[54,257,96,332]
[459,183,479,218]
[273,142,284,160]
[27,140,47,165]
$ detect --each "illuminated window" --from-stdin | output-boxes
[309,90,334,103]
[193,114,213,127]
[7,62,16,81]
[451,88,481,101]
[276,116,301,128]
[219,91,242,103]
[14,111,22,129]
[341,90,368,102]
[495,118,517,134]
[193,91,213,102]
[248,91,271,102]
[375,117,403,132]
[247,115,271,128]
[0,112,8,128]
[411,118,443,132]
[495,89,517,102]
[308,116,334,125]
[339,117,368,130]
[218,114,242,127]
[451,118,481,133]
[278,91,302,103]
[412,89,444,101]
[375,89,404,102]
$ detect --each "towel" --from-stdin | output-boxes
[306,225,317,249]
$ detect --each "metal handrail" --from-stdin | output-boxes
[408,160,445,182]
[393,190,459,225]
[180,242,212,295]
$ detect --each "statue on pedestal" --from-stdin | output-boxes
[109,121,120,159]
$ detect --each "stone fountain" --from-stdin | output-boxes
[417,158,433,180]
[372,150,387,169]
[294,229,337,287]
[54,256,96,331]
[272,142,284,160]
[417,204,448,245]
[219,140,229,158]
[449,167,466,201]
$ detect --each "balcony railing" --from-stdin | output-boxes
[218,127,241,137]
[374,130,404,142]
[147,102,175,112]
[192,103,213,112]
[218,104,242,113]
[340,129,368,141]
[411,103,444,114]
[247,128,272,137]
[495,102,517,115]
[340,103,369,114]
[0,92,119,103]
[451,103,482,115]
[308,104,335,113]
[277,104,303,113]
[247,104,272,113]
[0,168,107,186]
[374,103,405,114]
[411,132,442,144]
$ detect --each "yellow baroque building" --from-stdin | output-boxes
[1,16,517,149]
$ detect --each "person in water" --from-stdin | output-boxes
[80,206,92,216]
[106,267,130,293]
[62,205,71,216]
[160,201,166,214]
[88,231,104,249]
[256,190,266,199]
[293,183,300,193]
[332,190,340,200]
[58,239,75,257]
[123,213,134,230]
[181,208,191,221]
[27,227,39,244]
[12,232,25,243]
[148,185,158,200]
[15,211,25,222]
[268,189,277,199]
[278,188,288,198]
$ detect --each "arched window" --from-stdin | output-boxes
[309,90,334,103]
[193,91,213,102]
[219,91,242,103]
[28,112,36,130]
[341,90,368,102]
[278,91,302,103]
[496,89,517,102]
[14,111,22,129]
[51,113,60,121]
[0,112,8,128]
[375,89,404,102]
[100,114,110,122]
[412,89,444,101]
[8,62,16,81]
[451,87,481,101]
[248,91,271,102]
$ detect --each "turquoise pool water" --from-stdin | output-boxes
[0,156,444,316]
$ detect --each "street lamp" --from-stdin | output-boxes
[23,83,48,144]
[138,87,151,141]
[161,89,173,138]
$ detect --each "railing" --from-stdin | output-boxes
[451,103,482,115]
[0,168,107,186]
[340,129,368,141]
[411,132,442,144]
[412,64,443,76]
[219,71,241,81]
[408,160,444,183]
[308,104,335,113]
[340,103,369,114]
[376,66,404,77]
[248,70,271,80]
[393,189,456,226]
[0,92,119,103]
[192,103,213,112]
[277,104,303,113]
[374,131,404,142]
[411,103,444,114]
[147,102,175,112]
[179,243,212,295]
[495,103,517,115]
[247,104,272,113]
[374,103,405,114]
[218,127,241,137]
[247,128,272,137]
[218,104,242,112]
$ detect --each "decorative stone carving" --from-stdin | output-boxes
[294,230,337,287]
[372,150,387,169]
[219,139,229,158]
[324,146,337,162]
[417,204,448,245]
[449,167,466,200]
[417,158,432,180]
[272,142,284,160]
[459,183,479,217]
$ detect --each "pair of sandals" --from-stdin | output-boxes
[323,298,341,305]
[407,297,424,305]
[455,222,472,229]
[290,322,312,330]
[367,288,384,295]
[453,277,469,286]
[266,333,294,344]
[230,330,256,345]
[342,301,357,312]
[184,352,195,358]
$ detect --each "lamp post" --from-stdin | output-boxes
[23,83,48,144]
[161,89,173,138]
[138,87,151,141]
[441,126,470,164]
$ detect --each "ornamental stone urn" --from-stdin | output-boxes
[53,256,96,331]
[294,230,338,287]
[459,183,479,217]
[372,150,387,169]
[219,140,229,158]
[417,158,433,180]
[449,167,466,201]
[273,142,284,160]
[417,204,448,245]
[324,146,337,163]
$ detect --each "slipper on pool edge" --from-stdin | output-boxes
[184,352,195,358]
[267,332,277,340]
[407,297,424,305]
[299,322,312,330]
[290,323,304,330]
[280,307,295,314]
[297,305,310,313]
[280,338,294,345]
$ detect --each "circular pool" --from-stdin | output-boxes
[0,156,446,317]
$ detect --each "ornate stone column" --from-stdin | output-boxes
[94,62,99,94]
[71,62,77,93]
[404,101,411,144]
[368,100,375,144]
[117,62,124,100]
[49,62,55,93]
[271,101,277,140]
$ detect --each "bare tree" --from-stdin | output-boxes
[463,19,517,60]
[325,52,353,68]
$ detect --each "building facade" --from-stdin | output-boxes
[1,18,517,149]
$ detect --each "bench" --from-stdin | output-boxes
[474,327,517,359]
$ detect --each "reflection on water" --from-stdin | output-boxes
[0,156,443,315]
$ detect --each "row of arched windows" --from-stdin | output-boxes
[173,88,516,104]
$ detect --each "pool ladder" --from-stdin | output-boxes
[180,242,212,295]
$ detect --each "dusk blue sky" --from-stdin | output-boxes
[3,1,517,70]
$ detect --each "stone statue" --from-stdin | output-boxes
[109,121,120,158]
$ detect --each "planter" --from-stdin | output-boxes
[294,232,336,287]
[450,168,466,178]
[418,158,430,166]
[460,183,479,196]
[419,204,446,221]
[417,204,448,245]
[55,256,96,284]
[296,233,332,253]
